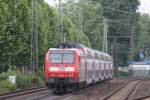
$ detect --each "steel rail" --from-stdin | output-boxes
[133,95,150,100]
[125,81,141,100]
[31,81,110,100]
[101,79,140,100]
[0,86,47,100]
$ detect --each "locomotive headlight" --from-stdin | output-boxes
[49,67,59,71]
[69,73,73,77]
[50,74,55,77]
[65,67,74,71]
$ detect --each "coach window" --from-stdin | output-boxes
[109,57,111,61]
[94,53,96,59]
[90,52,93,59]
[101,54,105,61]
[98,54,100,60]
[98,54,101,60]
[110,57,112,61]
[101,54,104,60]
[104,55,106,61]
[94,53,98,59]
[86,50,89,57]
[106,56,109,61]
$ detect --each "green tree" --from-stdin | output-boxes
[0,0,31,66]
[62,0,102,49]
[135,14,150,61]
[101,0,140,66]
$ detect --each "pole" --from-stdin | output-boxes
[103,19,105,52]
[130,18,135,62]
[78,0,83,43]
[146,48,148,62]
[78,2,80,43]
[35,0,38,75]
[106,20,108,53]
[58,0,62,43]
[80,0,83,43]
[32,0,38,79]
[103,18,108,53]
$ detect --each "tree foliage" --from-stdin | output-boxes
[0,0,90,68]
[0,0,149,69]
[134,14,150,61]
[101,0,140,66]
[62,0,103,50]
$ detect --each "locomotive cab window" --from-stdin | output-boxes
[63,53,74,64]
[50,51,74,64]
[50,53,62,63]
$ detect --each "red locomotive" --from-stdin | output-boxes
[45,43,113,93]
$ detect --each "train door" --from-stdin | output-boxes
[104,63,106,80]
[79,56,86,83]
[99,61,102,80]
[86,50,93,84]
[101,62,104,80]
[92,60,95,83]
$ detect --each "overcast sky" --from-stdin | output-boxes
[45,0,150,14]
[139,0,150,14]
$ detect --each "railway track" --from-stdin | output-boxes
[0,78,143,100]
[0,81,110,100]
[0,86,48,100]
[133,95,150,100]
[31,81,110,100]
[101,80,142,100]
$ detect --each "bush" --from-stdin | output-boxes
[0,80,16,94]
[32,73,44,86]
[0,72,8,80]
[16,74,32,89]
[0,69,45,91]
[38,69,45,81]
[0,68,19,81]
[114,71,129,77]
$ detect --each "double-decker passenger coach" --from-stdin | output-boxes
[45,43,113,93]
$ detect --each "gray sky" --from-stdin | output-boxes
[45,0,150,14]
[139,0,150,14]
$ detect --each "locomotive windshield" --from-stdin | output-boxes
[50,51,74,64]
[50,53,62,63]
[63,53,74,64]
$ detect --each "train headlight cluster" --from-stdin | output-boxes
[49,67,59,71]
[49,67,74,72]
[65,67,74,71]
[50,74,55,77]
[68,73,73,77]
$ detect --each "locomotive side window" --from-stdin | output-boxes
[101,55,105,61]
[94,53,99,59]
[86,50,93,59]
